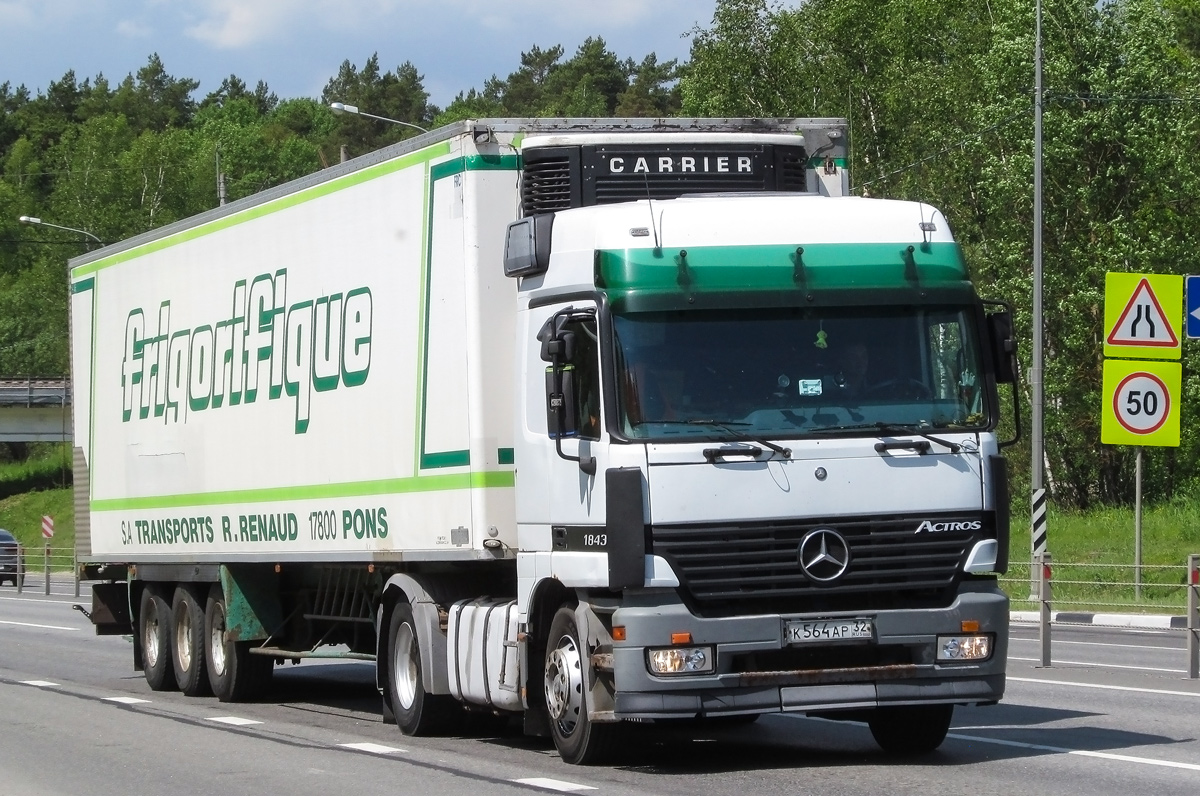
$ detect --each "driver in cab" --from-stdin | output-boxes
[834,340,870,397]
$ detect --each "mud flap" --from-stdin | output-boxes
[575,602,617,721]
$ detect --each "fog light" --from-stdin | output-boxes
[647,645,715,675]
[937,634,992,661]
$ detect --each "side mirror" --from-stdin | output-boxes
[540,330,576,364]
[546,366,579,439]
[504,214,554,278]
[987,310,1017,384]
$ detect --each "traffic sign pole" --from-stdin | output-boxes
[1134,447,1143,601]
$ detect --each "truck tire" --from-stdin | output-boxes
[139,585,177,691]
[544,606,618,765]
[387,602,457,735]
[205,584,272,702]
[868,704,954,754]
[171,585,212,697]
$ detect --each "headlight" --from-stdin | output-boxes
[937,634,992,661]
[647,646,715,675]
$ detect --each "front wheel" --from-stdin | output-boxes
[544,606,618,765]
[387,602,458,735]
[868,704,954,754]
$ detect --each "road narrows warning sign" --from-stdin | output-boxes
[1107,278,1178,347]
[1104,273,1182,360]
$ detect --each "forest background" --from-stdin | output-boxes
[4,0,1200,522]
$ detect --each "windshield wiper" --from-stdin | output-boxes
[808,422,962,453]
[685,419,792,458]
[874,423,963,453]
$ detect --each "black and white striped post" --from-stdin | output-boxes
[1031,488,1048,596]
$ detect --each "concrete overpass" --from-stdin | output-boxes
[0,379,71,442]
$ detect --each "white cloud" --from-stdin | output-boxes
[462,0,659,30]
[185,0,293,48]
[116,19,153,39]
[181,0,681,50]
[183,0,408,49]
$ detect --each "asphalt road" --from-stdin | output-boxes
[1,582,1198,796]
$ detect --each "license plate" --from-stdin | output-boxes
[786,618,873,643]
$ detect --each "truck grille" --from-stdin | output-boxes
[653,514,981,618]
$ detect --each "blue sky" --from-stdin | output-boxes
[0,1,719,108]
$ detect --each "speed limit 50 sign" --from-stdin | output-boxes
[1101,359,1181,446]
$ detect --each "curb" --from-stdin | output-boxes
[1011,610,1188,630]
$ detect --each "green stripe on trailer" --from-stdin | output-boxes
[90,470,516,512]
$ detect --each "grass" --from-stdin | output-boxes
[1003,497,1199,613]
[0,444,75,552]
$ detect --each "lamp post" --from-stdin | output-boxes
[329,102,429,134]
[1030,0,1049,589]
[18,216,103,249]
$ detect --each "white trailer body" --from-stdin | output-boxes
[72,132,521,562]
[71,118,1016,765]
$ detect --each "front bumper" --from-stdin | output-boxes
[609,585,1008,719]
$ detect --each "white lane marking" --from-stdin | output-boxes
[208,716,262,726]
[19,680,58,687]
[338,742,407,754]
[104,696,150,704]
[1008,656,1182,674]
[1009,675,1200,698]
[0,619,78,631]
[0,596,86,605]
[1010,637,1178,652]
[513,778,598,793]
[946,731,1200,772]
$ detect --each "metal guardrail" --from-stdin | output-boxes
[11,544,81,598]
[1002,553,1200,679]
[0,378,71,406]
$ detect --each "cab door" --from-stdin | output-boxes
[516,301,649,590]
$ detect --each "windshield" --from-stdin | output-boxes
[612,305,988,440]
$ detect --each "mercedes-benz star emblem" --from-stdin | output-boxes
[798,528,851,583]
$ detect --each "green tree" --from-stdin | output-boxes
[110,54,199,133]
[321,54,434,158]
[683,0,1200,507]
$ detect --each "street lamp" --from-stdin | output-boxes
[329,102,429,134]
[18,216,103,248]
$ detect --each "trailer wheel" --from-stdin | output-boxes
[171,585,212,697]
[387,602,457,736]
[205,584,272,702]
[868,704,954,754]
[544,606,618,764]
[139,585,177,691]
